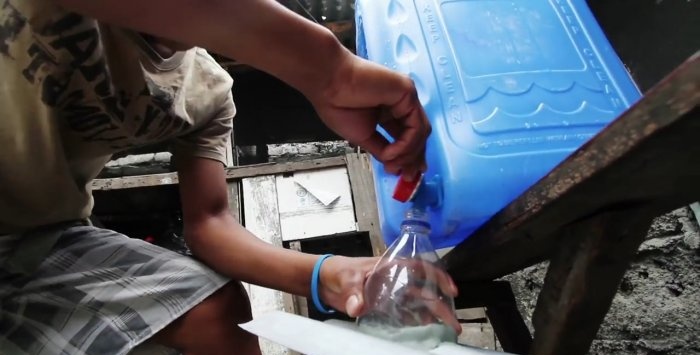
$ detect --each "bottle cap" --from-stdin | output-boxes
[392,172,423,203]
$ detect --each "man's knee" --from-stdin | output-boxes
[191,281,252,326]
[216,281,253,323]
[154,281,256,352]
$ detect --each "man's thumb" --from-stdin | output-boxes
[345,294,364,317]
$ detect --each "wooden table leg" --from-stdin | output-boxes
[530,208,655,355]
[454,281,532,354]
[485,283,533,354]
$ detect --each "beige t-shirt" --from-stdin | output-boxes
[0,1,236,233]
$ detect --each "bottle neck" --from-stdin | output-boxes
[401,207,431,234]
[404,206,428,221]
[400,222,431,236]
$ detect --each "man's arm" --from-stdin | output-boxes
[55,0,343,101]
[177,156,321,297]
[177,157,459,330]
[55,0,430,178]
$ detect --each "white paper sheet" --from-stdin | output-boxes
[240,311,512,355]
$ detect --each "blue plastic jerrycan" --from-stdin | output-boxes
[355,0,642,249]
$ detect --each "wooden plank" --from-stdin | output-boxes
[276,167,357,241]
[458,323,497,351]
[226,181,242,223]
[444,52,700,282]
[455,308,496,350]
[281,289,303,355]
[530,208,655,355]
[227,156,345,180]
[289,241,309,318]
[92,173,179,191]
[280,242,298,322]
[224,119,241,169]
[225,130,243,224]
[224,133,235,168]
[345,153,386,256]
[91,156,346,191]
[241,176,290,355]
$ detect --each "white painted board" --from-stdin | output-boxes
[275,167,356,241]
[241,176,291,355]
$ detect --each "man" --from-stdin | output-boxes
[0,1,460,354]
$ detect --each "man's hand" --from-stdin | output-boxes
[311,56,431,179]
[319,256,461,334]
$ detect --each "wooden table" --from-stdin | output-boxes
[443,52,700,355]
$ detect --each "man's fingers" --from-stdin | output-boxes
[345,293,364,318]
[316,63,431,179]
[356,115,423,173]
[357,131,391,161]
[384,143,426,179]
[380,118,421,171]
[383,115,422,156]
[387,81,430,140]
[383,91,431,176]
[405,287,462,334]
[432,298,462,334]
[382,129,426,177]
[379,118,404,143]
[389,259,458,297]
[383,163,402,176]
[430,265,458,298]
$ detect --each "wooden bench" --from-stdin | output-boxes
[443,52,700,355]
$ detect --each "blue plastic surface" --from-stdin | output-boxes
[356,0,642,249]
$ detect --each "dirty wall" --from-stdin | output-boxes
[505,207,700,355]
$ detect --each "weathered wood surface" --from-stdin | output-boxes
[345,153,386,256]
[288,241,309,319]
[444,52,700,282]
[91,156,346,191]
[241,176,290,355]
[454,281,532,354]
[276,166,357,241]
[226,181,242,223]
[285,240,305,355]
[530,209,655,355]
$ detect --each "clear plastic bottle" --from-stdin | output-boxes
[357,206,458,349]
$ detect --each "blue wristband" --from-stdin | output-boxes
[311,254,335,314]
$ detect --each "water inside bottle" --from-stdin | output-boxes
[357,207,458,349]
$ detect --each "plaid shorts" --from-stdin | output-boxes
[0,225,229,355]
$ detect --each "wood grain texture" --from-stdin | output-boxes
[345,153,386,256]
[529,209,655,355]
[289,241,309,319]
[92,156,346,191]
[275,167,356,241]
[226,181,242,223]
[241,176,290,355]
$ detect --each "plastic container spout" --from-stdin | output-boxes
[393,173,443,210]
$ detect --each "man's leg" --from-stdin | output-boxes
[153,281,262,355]
[1,225,253,355]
